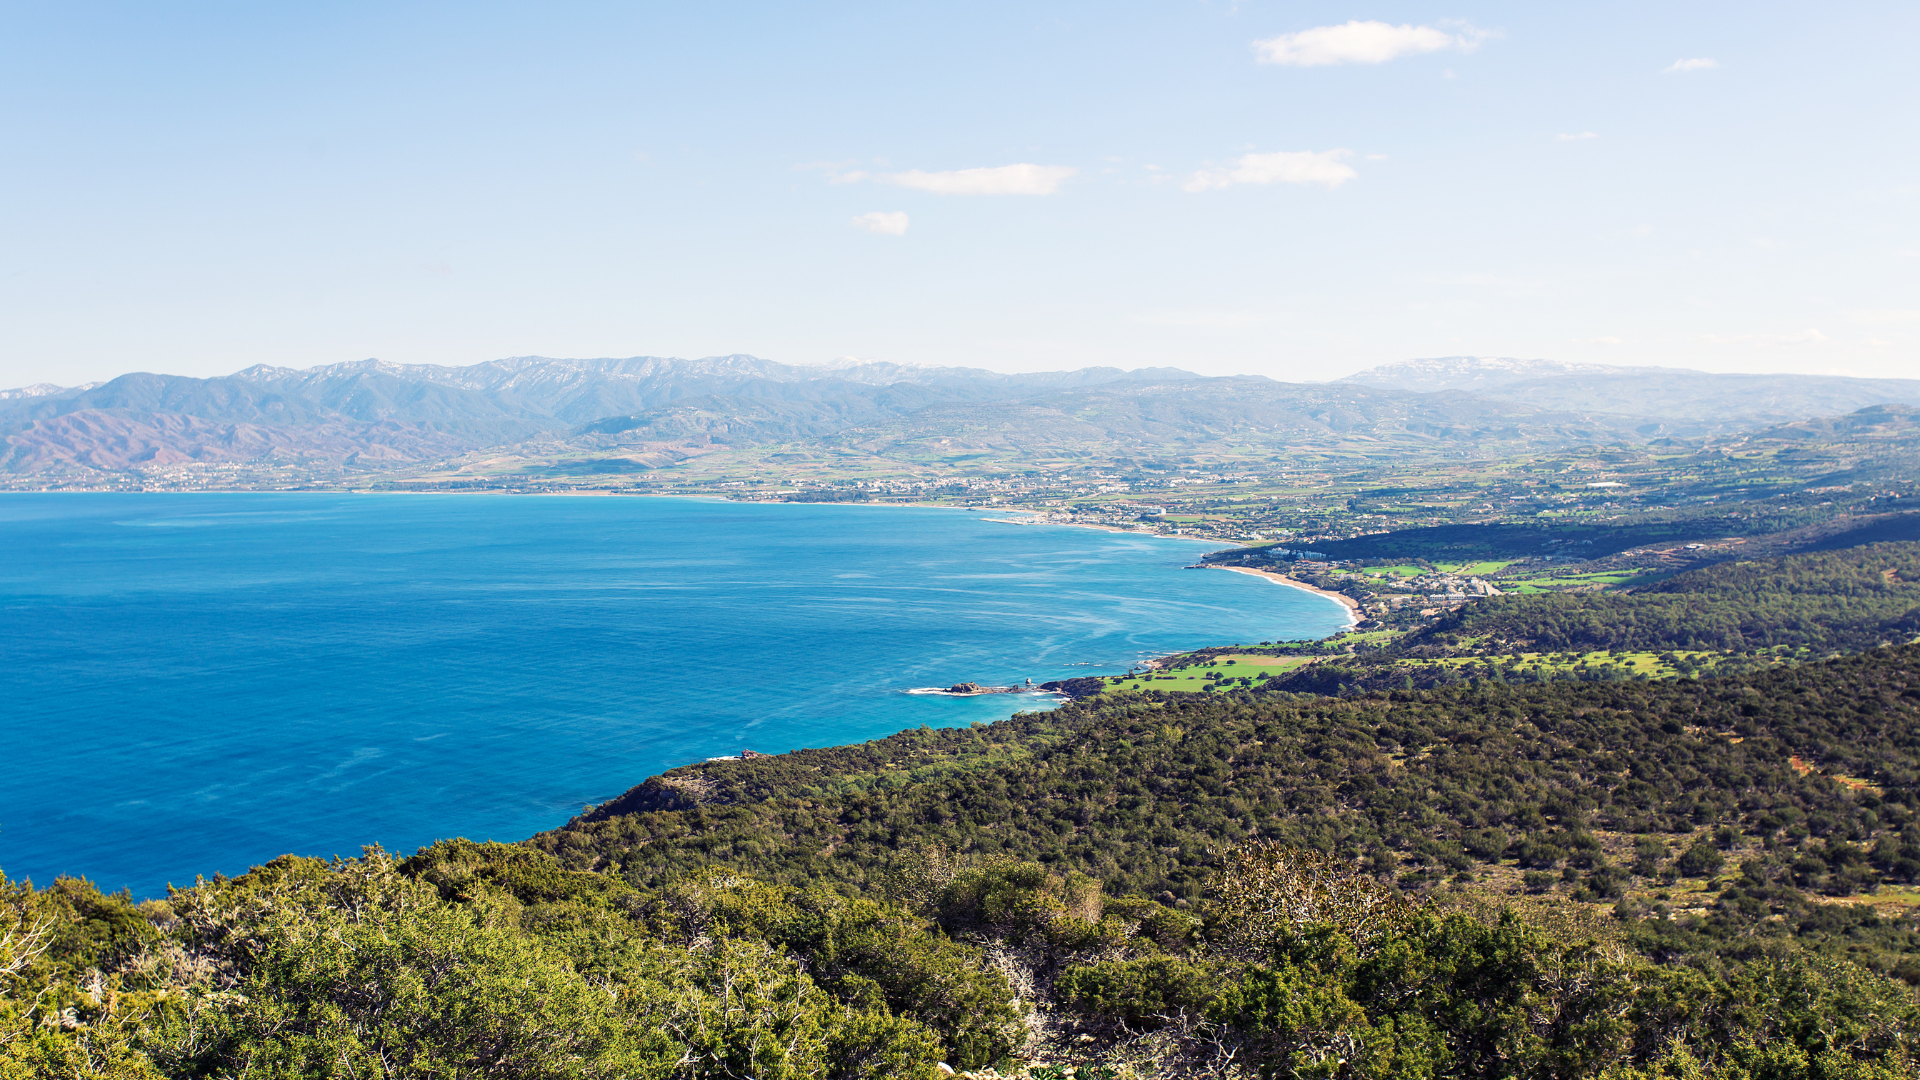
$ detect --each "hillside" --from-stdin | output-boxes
[1342,357,1920,427]
[0,356,1206,482]
[12,354,1920,492]
[1184,541,1920,698]
[6,354,1661,485]
[538,645,1920,932]
[0,410,472,472]
[1451,541,1920,653]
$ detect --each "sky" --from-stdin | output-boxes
[1,1,1916,388]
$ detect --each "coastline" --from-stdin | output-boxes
[8,490,1241,550]
[1207,564,1361,626]
[980,507,1237,544]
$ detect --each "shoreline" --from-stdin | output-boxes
[980,507,1240,546]
[0,490,1247,547]
[1206,564,1361,626]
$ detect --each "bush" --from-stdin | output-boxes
[1675,839,1727,878]
[1057,957,1216,1026]
[1462,828,1510,861]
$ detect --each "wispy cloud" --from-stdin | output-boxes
[849,211,909,236]
[877,164,1076,195]
[1254,20,1488,66]
[1184,150,1355,192]
[1556,131,1599,141]
[1664,57,1718,73]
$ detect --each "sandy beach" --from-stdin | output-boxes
[1208,564,1361,625]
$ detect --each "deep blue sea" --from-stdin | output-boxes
[0,494,1349,897]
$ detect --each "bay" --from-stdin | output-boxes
[0,493,1349,897]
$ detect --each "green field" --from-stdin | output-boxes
[1438,559,1514,575]
[1501,568,1660,592]
[1103,653,1315,694]
[1360,560,1514,580]
[1389,647,1775,681]
[1333,629,1403,645]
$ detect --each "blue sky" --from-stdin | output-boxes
[2,1,1915,386]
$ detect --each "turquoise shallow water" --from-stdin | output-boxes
[0,494,1349,897]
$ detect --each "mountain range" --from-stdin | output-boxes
[5,354,1918,481]
[1341,356,1920,423]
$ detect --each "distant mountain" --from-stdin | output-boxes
[227,355,1198,426]
[1,411,470,473]
[10,352,1916,482]
[0,382,100,401]
[1740,403,1920,446]
[565,375,1662,476]
[0,356,1203,476]
[1339,357,1639,393]
[832,376,1651,456]
[1341,357,1920,423]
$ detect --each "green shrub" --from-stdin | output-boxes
[1675,840,1726,878]
[1057,957,1216,1026]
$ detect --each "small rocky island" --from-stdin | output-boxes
[906,678,1052,697]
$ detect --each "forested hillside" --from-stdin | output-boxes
[13,831,1918,1078]
[542,647,1920,961]
[1252,542,1920,695]
[1440,543,1920,653]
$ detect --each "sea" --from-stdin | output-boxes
[0,494,1350,897]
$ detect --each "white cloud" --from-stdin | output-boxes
[1664,57,1718,73]
[878,164,1076,195]
[1556,131,1599,141]
[849,211,909,236]
[1184,150,1356,192]
[1254,20,1486,66]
